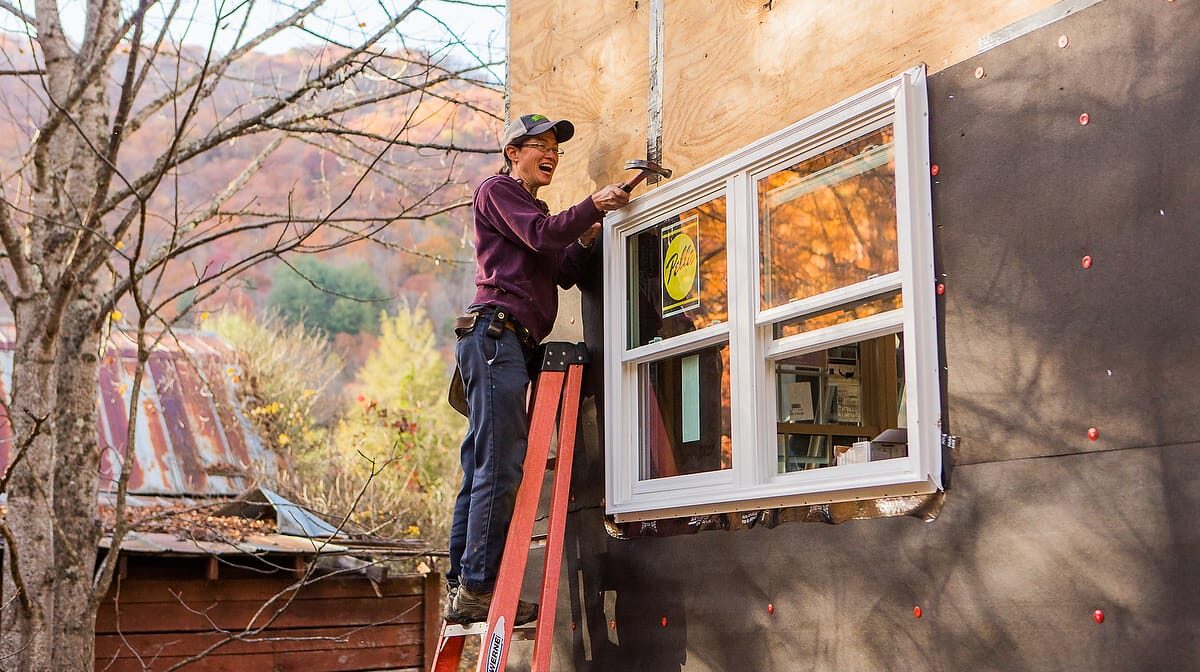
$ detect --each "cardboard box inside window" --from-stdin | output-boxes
[837,428,908,465]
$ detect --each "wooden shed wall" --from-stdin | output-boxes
[507,0,1200,670]
[95,568,438,671]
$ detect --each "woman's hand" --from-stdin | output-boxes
[578,222,602,248]
[591,184,631,211]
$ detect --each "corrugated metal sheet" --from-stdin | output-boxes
[0,326,283,496]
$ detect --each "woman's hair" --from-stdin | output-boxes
[497,137,526,175]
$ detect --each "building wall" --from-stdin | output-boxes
[508,0,1200,670]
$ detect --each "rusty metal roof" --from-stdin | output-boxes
[0,329,435,564]
[0,326,285,496]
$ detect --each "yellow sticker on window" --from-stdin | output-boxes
[661,214,700,317]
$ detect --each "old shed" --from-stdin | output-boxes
[0,328,441,671]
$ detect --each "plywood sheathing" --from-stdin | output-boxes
[509,0,1065,209]
[659,0,1062,177]
[508,1,649,213]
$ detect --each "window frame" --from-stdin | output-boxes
[603,67,940,522]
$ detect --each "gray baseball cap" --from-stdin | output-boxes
[501,114,575,148]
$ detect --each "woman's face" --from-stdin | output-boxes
[506,130,560,192]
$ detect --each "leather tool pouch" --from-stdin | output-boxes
[453,313,478,338]
[447,313,478,417]
[447,366,468,417]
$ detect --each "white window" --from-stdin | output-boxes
[603,67,940,522]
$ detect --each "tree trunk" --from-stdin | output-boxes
[51,293,105,671]
[1,298,60,670]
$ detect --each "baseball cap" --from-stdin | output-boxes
[501,114,575,148]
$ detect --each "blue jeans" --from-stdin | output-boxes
[447,307,536,593]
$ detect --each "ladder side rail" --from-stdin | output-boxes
[476,369,566,672]
[530,361,585,672]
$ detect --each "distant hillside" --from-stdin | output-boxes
[0,37,504,342]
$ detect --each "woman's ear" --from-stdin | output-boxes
[503,144,520,163]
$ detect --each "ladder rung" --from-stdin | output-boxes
[529,533,547,550]
[443,621,538,638]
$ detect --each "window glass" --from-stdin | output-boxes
[759,127,897,310]
[639,342,732,480]
[627,196,728,348]
[772,291,903,339]
[774,333,905,473]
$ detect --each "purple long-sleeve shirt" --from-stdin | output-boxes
[470,175,602,342]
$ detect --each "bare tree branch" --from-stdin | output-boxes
[0,197,32,293]
[0,0,34,26]
[125,0,330,137]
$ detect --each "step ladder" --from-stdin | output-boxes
[431,342,589,672]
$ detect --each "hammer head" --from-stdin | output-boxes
[624,159,673,179]
[620,159,673,192]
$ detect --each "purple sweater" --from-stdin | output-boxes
[470,175,602,342]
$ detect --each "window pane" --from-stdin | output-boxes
[639,342,732,480]
[627,196,728,349]
[772,291,902,339]
[774,333,906,473]
[759,127,897,310]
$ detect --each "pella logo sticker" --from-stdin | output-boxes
[486,616,506,672]
[661,213,700,317]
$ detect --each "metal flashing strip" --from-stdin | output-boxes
[647,0,664,180]
[503,0,511,122]
[978,0,1104,54]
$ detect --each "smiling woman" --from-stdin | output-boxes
[443,112,633,625]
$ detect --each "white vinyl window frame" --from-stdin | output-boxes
[603,67,940,522]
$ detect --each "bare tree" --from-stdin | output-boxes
[0,0,501,668]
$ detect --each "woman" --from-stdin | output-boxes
[445,114,630,624]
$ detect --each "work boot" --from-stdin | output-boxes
[445,584,538,626]
[442,583,459,623]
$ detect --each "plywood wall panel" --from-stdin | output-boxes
[508,0,642,88]
[659,0,1062,176]
[506,1,1079,199]
[508,2,650,212]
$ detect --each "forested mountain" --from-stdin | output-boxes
[0,36,503,344]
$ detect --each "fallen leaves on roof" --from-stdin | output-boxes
[98,502,276,542]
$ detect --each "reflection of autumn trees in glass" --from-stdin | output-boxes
[692,197,729,328]
[774,290,903,339]
[758,127,898,309]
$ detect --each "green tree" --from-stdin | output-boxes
[333,303,463,546]
[268,258,389,336]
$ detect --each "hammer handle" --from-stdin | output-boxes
[620,171,650,193]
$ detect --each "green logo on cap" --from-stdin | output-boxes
[529,114,547,122]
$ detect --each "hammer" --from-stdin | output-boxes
[621,159,673,193]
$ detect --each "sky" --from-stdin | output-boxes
[2,0,506,75]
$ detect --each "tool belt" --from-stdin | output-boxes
[447,306,538,417]
[454,306,537,352]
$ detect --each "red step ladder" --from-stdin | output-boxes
[431,342,588,672]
